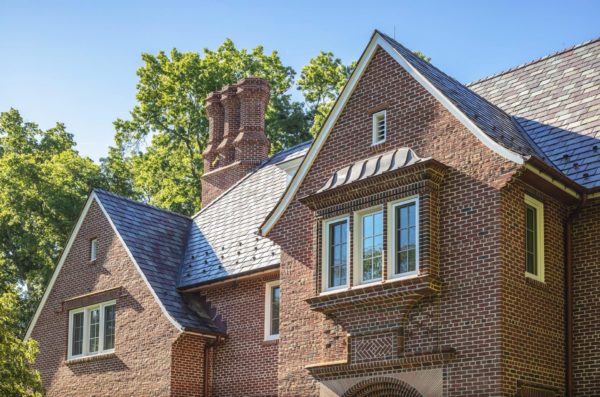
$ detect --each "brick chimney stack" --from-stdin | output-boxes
[202,92,224,173]
[216,85,239,166]
[201,77,271,206]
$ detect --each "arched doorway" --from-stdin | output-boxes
[341,377,423,397]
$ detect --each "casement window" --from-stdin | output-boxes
[322,216,350,292]
[372,110,387,145]
[388,196,419,279]
[90,238,98,262]
[264,280,280,340]
[68,300,116,359]
[354,207,384,285]
[524,195,544,282]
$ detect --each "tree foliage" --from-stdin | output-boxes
[105,39,311,215]
[0,289,44,396]
[297,51,355,135]
[0,109,104,329]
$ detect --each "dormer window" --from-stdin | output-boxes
[372,110,387,145]
[90,239,98,262]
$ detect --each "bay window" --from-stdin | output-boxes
[68,300,116,359]
[388,197,419,279]
[354,207,384,285]
[322,217,349,292]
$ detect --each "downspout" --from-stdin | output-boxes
[203,336,223,397]
[565,195,586,396]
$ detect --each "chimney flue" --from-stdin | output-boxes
[216,85,239,166]
[201,77,271,207]
[234,77,270,165]
[202,91,224,173]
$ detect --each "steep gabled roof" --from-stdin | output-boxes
[178,141,310,289]
[378,32,539,158]
[469,38,600,188]
[261,31,531,236]
[93,190,220,334]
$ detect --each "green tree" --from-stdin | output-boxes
[0,289,43,397]
[106,39,311,215]
[0,109,105,329]
[298,50,430,136]
[297,51,355,136]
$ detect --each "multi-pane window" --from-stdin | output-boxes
[372,110,387,144]
[357,209,384,284]
[264,281,280,340]
[104,305,116,350]
[324,218,349,290]
[524,195,544,281]
[68,301,116,359]
[390,198,419,278]
[71,312,84,356]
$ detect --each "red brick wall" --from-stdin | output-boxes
[196,272,279,397]
[269,47,522,396]
[572,200,600,395]
[30,200,181,396]
[500,181,568,395]
[171,333,206,397]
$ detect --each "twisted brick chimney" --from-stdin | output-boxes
[201,77,271,206]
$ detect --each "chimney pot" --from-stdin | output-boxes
[202,91,224,173]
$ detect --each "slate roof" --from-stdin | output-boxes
[318,148,429,193]
[93,189,221,334]
[469,38,600,188]
[177,141,311,289]
[379,32,539,158]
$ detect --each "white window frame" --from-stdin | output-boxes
[90,238,98,262]
[321,215,351,293]
[67,300,116,360]
[372,110,387,145]
[524,195,545,282]
[387,196,419,280]
[353,206,384,286]
[264,280,281,341]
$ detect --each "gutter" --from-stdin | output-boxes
[564,195,586,396]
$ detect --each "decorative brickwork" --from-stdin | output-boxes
[269,46,526,396]
[341,377,423,397]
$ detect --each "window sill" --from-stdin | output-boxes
[307,274,440,314]
[66,351,116,365]
[525,274,549,291]
[262,338,279,346]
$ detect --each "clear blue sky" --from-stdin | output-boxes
[1,0,598,162]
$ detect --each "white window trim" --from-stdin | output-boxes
[90,238,98,262]
[524,195,545,282]
[353,206,384,286]
[264,280,281,341]
[372,110,387,145]
[387,196,420,280]
[321,215,351,294]
[67,300,116,360]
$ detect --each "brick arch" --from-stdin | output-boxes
[341,377,423,397]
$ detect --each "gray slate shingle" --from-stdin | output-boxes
[469,38,600,188]
[94,189,220,334]
[177,142,310,289]
[379,32,539,158]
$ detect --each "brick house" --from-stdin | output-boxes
[25,31,600,396]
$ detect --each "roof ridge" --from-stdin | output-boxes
[468,36,600,87]
[93,188,191,220]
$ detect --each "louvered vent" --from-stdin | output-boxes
[372,110,387,144]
